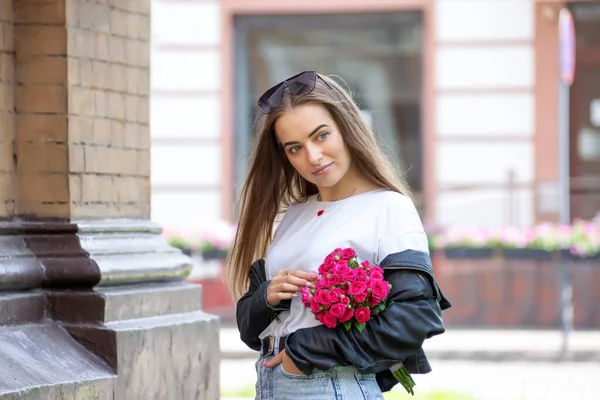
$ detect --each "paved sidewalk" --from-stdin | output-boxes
[220,327,600,399]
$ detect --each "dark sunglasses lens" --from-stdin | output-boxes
[287,72,317,95]
[258,83,285,113]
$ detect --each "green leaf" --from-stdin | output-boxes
[384,300,394,311]
[354,322,366,333]
[343,321,352,331]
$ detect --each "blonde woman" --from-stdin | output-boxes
[226,71,451,399]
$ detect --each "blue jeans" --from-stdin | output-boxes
[255,355,384,400]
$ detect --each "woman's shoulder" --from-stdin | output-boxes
[369,189,424,234]
[370,189,418,216]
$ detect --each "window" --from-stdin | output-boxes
[233,13,424,214]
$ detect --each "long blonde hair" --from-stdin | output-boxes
[225,74,412,298]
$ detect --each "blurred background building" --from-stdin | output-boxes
[149,0,600,326]
[150,0,599,232]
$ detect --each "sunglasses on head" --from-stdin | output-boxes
[257,71,332,114]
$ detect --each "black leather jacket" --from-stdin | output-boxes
[236,249,451,392]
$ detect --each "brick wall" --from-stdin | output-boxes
[7,0,151,220]
[66,0,150,219]
[14,0,70,218]
[434,254,600,329]
[0,1,14,218]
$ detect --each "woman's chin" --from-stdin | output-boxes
[309,176,342,189]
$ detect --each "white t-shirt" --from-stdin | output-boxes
[259,188,429,339]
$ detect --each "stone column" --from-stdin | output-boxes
[0,1,219,399]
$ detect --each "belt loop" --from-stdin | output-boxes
[268,336,274,356]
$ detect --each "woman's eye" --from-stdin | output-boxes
[289,146,301,154]
[318,132,329,140]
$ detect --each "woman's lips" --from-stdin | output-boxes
[313,163,333,176]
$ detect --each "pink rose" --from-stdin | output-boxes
[368,297,380,308]
[331,248,344,261]
[310,300,321,313]
[338,307,354,323]
[315,290,332,306]
[360,260,372,270]
[315,278,328,289]
[301,287,312,306]
[370,279,390,301]
[348,281,367,296]
[370,266,384,275]
[339,295,350,305]
[354,307,371,324]
[329,288,342,303]
[334,261,351,278]
[369,270,383,280]
[318,263,331,276]
[329,303,346,318]
[324,255,336,269]
[325,274,341,287]
[353,291,368,304]
[351,268,367,281]
[321,311,337,328]
[342,248,356,260]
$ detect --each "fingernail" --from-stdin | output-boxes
[292,293,298,297]
[263,362,268,367]
[306,282,314,287]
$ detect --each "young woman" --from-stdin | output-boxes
[226,71,451,399]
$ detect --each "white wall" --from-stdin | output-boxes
[148,0,538,230]
[149,0,222,230]
[434,0,535,228]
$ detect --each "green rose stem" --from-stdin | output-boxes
[391,364,415,396]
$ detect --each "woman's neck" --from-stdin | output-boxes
[317,169,380,202]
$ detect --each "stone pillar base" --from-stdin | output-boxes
[0,283,219,400]
[0,219,220,399]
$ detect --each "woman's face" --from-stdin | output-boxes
[274,103,352,189]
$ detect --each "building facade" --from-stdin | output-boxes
[150,0,600,232]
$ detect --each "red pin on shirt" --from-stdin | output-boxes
[317,210,324,217]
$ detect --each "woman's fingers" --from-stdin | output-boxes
[282,275,313,288]
[268,269,319,305]
[290,270,319,281]
[274,270,318,287]
[275,269,318,281]
[276,291,298,300]
[276,282,302,293]
[263,351,283,368]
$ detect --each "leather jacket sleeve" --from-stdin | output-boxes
[236,259,290,351]
[285,267,445,375]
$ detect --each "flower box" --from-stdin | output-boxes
[443,247,494,259]
[162,220,235,263]
[501,248,554,260]
[201,248,229,261]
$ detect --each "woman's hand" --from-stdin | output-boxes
[266,269,318,307]
[263,349,305,376]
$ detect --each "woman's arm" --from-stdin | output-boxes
[284,265,445,375]
[236,259,290,351]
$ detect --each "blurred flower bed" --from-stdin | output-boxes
[162,220,236,261]
[428,212,600,260]
[162,212,599,262]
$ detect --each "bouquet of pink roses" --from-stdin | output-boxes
[300,247,417,395]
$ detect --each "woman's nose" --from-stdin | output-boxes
[306,145,323,165]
